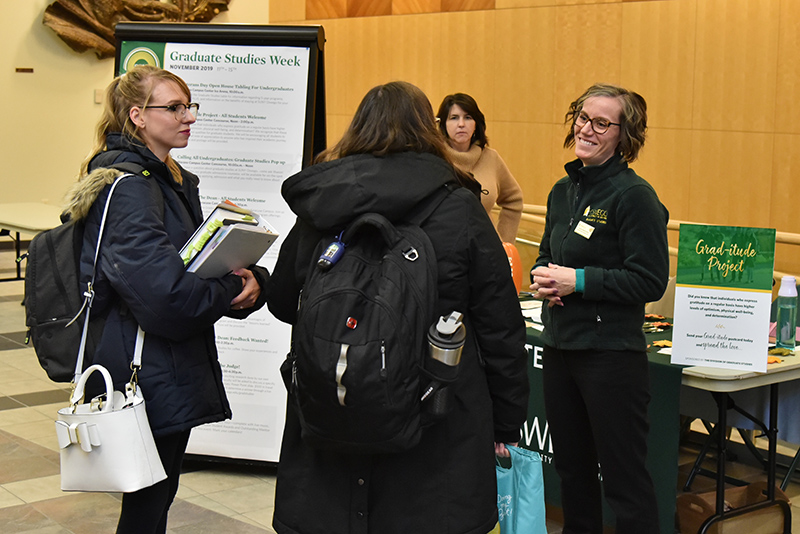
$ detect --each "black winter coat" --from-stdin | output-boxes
[266,152,529,534]
[80,134,249,437]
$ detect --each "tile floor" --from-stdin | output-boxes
[1,244,799,533]
[0,247,277,533]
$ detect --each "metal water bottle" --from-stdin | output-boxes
[428,312,466,366]
[776,276,797,351]
[422,312,465,417]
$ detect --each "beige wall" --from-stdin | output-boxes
[1,1,269,206]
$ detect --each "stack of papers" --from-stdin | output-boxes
[521,299,543,331]
[180,200,278,279]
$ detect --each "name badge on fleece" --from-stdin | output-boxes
[574,221,595,239]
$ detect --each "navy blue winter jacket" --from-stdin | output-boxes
[79,134,249,436]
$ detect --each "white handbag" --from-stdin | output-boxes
[56,347,167,492]
[55,175,166,492]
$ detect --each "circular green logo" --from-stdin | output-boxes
[122,48,160,72]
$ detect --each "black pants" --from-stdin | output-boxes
[542,346,659,534]
[116,430,192,534]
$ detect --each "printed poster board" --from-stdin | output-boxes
[115,22,326,462]
[671,224,776,372]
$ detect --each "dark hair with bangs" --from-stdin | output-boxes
[435,93,488,148]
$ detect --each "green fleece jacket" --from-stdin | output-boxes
[534,155,670,351]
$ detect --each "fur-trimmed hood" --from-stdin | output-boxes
[63,167,125,222]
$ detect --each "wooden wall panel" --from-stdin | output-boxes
[392,0,443,14]
[553,0,618,5]
[387,13,445,103]
[442,0,496,11]
[489,121,557,206]
[496,0,554,7]
[349,0,393,17]
[429,10,497,117]
[771,134,800,234]
[775,0,800,135]
[549,123,575,183]
[688,130,773,228]
[270,1,305,22]
[693,0,780,132]
[493,7,556,124]
[326,113,355,147]
[551,3,622,123]
[772,134,800,276]
[630,127,694,222]
[307,0,347,19]
[621,0,695,129]
[319,17,395,115]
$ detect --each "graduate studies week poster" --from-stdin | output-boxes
[119,40,311,461]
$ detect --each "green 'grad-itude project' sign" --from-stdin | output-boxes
[671,224,776,372]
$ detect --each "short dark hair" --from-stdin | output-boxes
[563,83,647,163]
[436,93,488,148]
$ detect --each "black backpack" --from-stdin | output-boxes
[287,185,453,454]
[24,162,146,382]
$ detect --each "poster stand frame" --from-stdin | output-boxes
[114,22,327,165]
[112,22,326,464]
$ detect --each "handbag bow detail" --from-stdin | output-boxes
[55,419,102,452]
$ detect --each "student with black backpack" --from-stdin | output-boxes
[265,81,529,534]
[68,66,265,534]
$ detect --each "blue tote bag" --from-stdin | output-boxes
[496,445,547,534]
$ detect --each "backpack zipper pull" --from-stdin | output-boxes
[380,341,387,380]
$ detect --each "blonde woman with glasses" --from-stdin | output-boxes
[67,65,265,533]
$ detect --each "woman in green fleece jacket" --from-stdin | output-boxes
[530,83,669,534]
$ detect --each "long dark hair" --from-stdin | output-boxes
[316,81,481,196]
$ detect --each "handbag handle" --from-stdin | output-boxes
[69,364,115,411]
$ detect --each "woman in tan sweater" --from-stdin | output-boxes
[436,93,523,243]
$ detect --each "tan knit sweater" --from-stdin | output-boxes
[447,144,523,243]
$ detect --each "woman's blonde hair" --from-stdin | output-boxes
[80,66,191,183]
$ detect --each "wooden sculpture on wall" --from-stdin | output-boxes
[43,0,232,59]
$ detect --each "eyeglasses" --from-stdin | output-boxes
[144,103,200,120]
[574,112,620,134]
